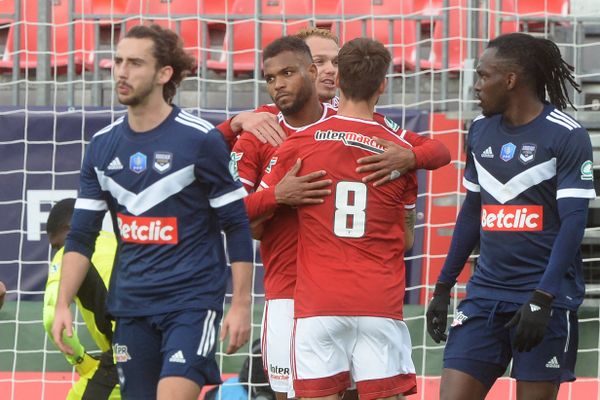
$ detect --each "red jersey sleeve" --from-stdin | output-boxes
[401,130,451,171]
[231,133,264,192]
[400,170,418,208]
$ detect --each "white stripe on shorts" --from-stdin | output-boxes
[197,310,217,357]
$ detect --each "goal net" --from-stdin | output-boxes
[0,0,599,399]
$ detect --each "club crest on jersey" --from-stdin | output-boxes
[581,160,593,181]
[314,129,385,154]
[129,152,147,174]
[500,142,516,162]
[229,152,242,181]
[519,143,536,164]
[153,152,172,174]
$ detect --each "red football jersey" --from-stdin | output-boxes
[261,115,417,319]
[232,103,338,299]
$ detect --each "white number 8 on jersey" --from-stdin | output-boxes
[334,181,367,238]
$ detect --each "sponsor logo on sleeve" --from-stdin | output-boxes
[581,160,593,181]
[129,152,147,174]
[153,152,172,174]
[519,143,537,164]
[481,205,543,231]
[117,213,178,244]
[383,116,400,132]
[229,152,242,181]
[265,157,278,174]
[500,142,516,162]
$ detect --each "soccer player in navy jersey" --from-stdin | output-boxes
[51,25,254,400]
[426,32,596,400]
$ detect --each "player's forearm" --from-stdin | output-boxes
[244,187,278,221]
[537,198,589,297]
[411,137,451,170]
[229,261,253,307]
[56,252,91,307]
[438,191,481,284]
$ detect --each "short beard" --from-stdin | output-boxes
[117,79,156,107]
[278,80,314,117]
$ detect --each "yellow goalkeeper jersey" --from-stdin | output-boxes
[43,231,120,400]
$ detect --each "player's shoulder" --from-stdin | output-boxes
[91,115,126,141]
[173,108,216,136]
[543,106,585,135]
[256,103,279,114]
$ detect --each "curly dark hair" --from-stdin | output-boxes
[488,32,580,110]
[125,24,196,104]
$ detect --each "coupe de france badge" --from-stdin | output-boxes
[129,152,147,174]
[519,143,536,164]
[153,152,172,174]
[500,142,516,162]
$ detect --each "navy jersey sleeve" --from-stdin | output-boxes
[65,140,107,259]
[555,126,596,200]
[462,121,481,193]
[197,129,252,262]
[196,129,248,207]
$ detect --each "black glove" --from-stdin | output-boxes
[426,281,453,343]
[505,290,553,352]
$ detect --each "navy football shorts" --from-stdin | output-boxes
[443,297,578,388]
[113,308,223,399]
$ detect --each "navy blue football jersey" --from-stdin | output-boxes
[65,106,250,317]
[463,104,596,310]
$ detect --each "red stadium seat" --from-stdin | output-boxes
[206,0,312,74]
[422,0,517,71]
[0,0,15,25]
[75,0,128,25]
[99,0,205,70]
[336,0,423,71]
[0,0,95,73]
[512,0,569,31]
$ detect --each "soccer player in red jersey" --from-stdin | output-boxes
[260,38,418,400]
[219,27,451,184]
[232,36,336,400]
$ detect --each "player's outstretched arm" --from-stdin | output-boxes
[231,111,287,146]
[220,260,253,354]
[274,159,332,206]
[52,251,91,355]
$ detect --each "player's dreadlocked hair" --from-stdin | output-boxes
[125,24,196,104]
[488,32,580,110]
